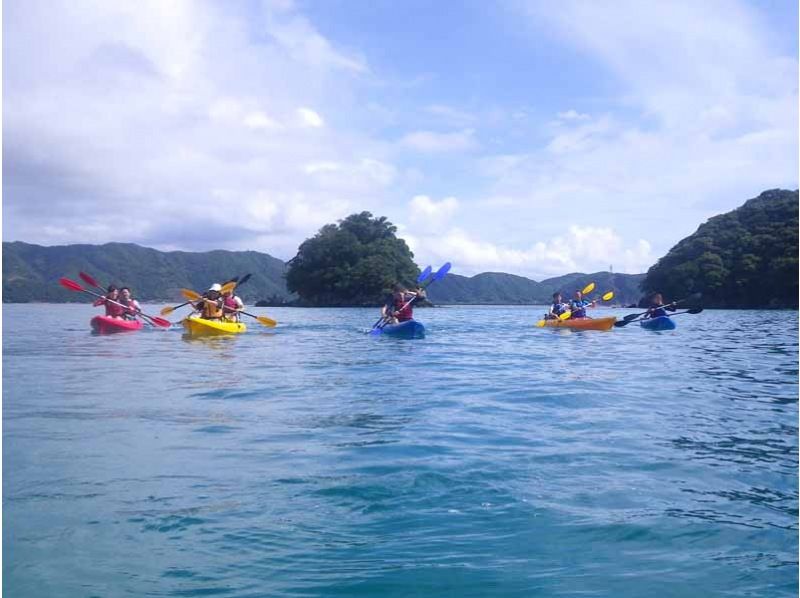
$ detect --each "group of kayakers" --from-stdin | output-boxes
[545,289,669,321]
[94,283,245,322]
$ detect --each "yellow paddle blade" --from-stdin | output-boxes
[160,305,175,316]
[536,319,546,327]
[221,281,236,294]
[558,310,572,320]
[581,282,595,295]
[257,315,277,327]
[602,291,614,301]
[181,288,202,301]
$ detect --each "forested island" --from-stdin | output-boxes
[4,189,797,308]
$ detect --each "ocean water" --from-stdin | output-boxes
[3,303,798,597]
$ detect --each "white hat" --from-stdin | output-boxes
[209,283,222,292]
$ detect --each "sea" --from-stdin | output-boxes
[3,303,798,597]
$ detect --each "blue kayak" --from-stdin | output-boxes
[370,319,426,339]
[640,316,676,331]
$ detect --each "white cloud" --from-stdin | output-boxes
[402,225,654,279]
[557,109,590,121]
[399,129,478,153]
[243,111,280,130]
[409,195,459,228]
[297,107,324,127]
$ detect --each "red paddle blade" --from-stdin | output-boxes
[79,271,101,288]
[59,277,84,292]
[149,316,172,328]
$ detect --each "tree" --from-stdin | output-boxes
[285,212,420,306]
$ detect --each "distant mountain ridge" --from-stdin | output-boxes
[426,271,645,305]
[2,241,645,305]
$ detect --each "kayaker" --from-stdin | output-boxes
[192,283,225,320]
[118,287,142,320]
[92,285,126,319]
[381,284,426,325]
[546,292,568,320]
[644,293,668,319]
[222,286,244,322]
[568,290,595,319]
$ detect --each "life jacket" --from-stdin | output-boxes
[201,298,225,319]
[103,297,126,318]
[569,299,588,318]
[648,306,667,318]
[551,302,567,315]
[393,293,414,322]
[118,297,138,320]
[223,296,239,310]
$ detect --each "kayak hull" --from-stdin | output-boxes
[542,316,616,331]
[91,316,143,334]
[640,316,676,331]
[371,319,426,339]
[182,316,246,336]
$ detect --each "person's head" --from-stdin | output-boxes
[208,283,222,299]
[552,292,562,303]
[106,285,118,297]
[574,290,583,300]
[119,287,132,299]
[651,292,663,305]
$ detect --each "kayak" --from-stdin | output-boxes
[91,315,143,334]
[370,319,426,339]
[640,316,676,331]
[182,316,246,336]
[541,316,616,331]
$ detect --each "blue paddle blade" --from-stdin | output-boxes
[418,265,432,283]
[433,262,451,280]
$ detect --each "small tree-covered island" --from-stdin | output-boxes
[285,212,420,307]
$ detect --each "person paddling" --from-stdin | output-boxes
[222,286,244,322]
[118,287,142,321]
[93,285,126,319]
[546,292,568,320]
[643,293,668,319]
[192,283,225,320]
[381,283,426,325]
[568,289,596,319]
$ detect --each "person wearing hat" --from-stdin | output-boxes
[192,283,226,320]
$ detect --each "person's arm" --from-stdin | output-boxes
[93,297,105,307]
[234,297,244,310]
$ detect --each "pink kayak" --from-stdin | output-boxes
[90,315,143,334]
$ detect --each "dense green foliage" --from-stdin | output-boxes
[3,242,291,303]
[285,212,419,306]
[426,271,645,305]
[642,189,798,308]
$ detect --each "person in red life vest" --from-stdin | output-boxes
[381,283,426,325]
[221,286,244,322]
[118,287,142,321]
[192,283,225,320]
[93,285,126,319]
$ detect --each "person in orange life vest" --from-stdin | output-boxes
[118,287,142,320]
[192,283,225,320]
[381,283,426,325]
[221,286,244,322]
[92,285,126,318]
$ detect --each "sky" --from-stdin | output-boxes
[3,0,798,279]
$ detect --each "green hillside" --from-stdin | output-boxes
[3,242,292,303]
[642,189,798,308]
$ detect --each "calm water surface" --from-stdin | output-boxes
[4,304,798,597]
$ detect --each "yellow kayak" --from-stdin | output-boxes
[541,316,616,331]
[182,316,246,336]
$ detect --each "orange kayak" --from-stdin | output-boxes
[541,316,616,331]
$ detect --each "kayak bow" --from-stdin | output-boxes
[91,316,143,334]
[540,316,616,331]
[182,316,246,336]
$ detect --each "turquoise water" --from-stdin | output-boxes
[4,304,798,597]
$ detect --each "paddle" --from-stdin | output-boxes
[373,262,451,330]
[180,289,277,327]
[60,277,171,328]
[161,281,237,316]
[615,293,703,327]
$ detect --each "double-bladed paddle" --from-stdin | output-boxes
[614,293,703,327]
[373,262,451,330]
[61,277,171,328]
[180,289,277,327]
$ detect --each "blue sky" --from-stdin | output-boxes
[4,0,798,278]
